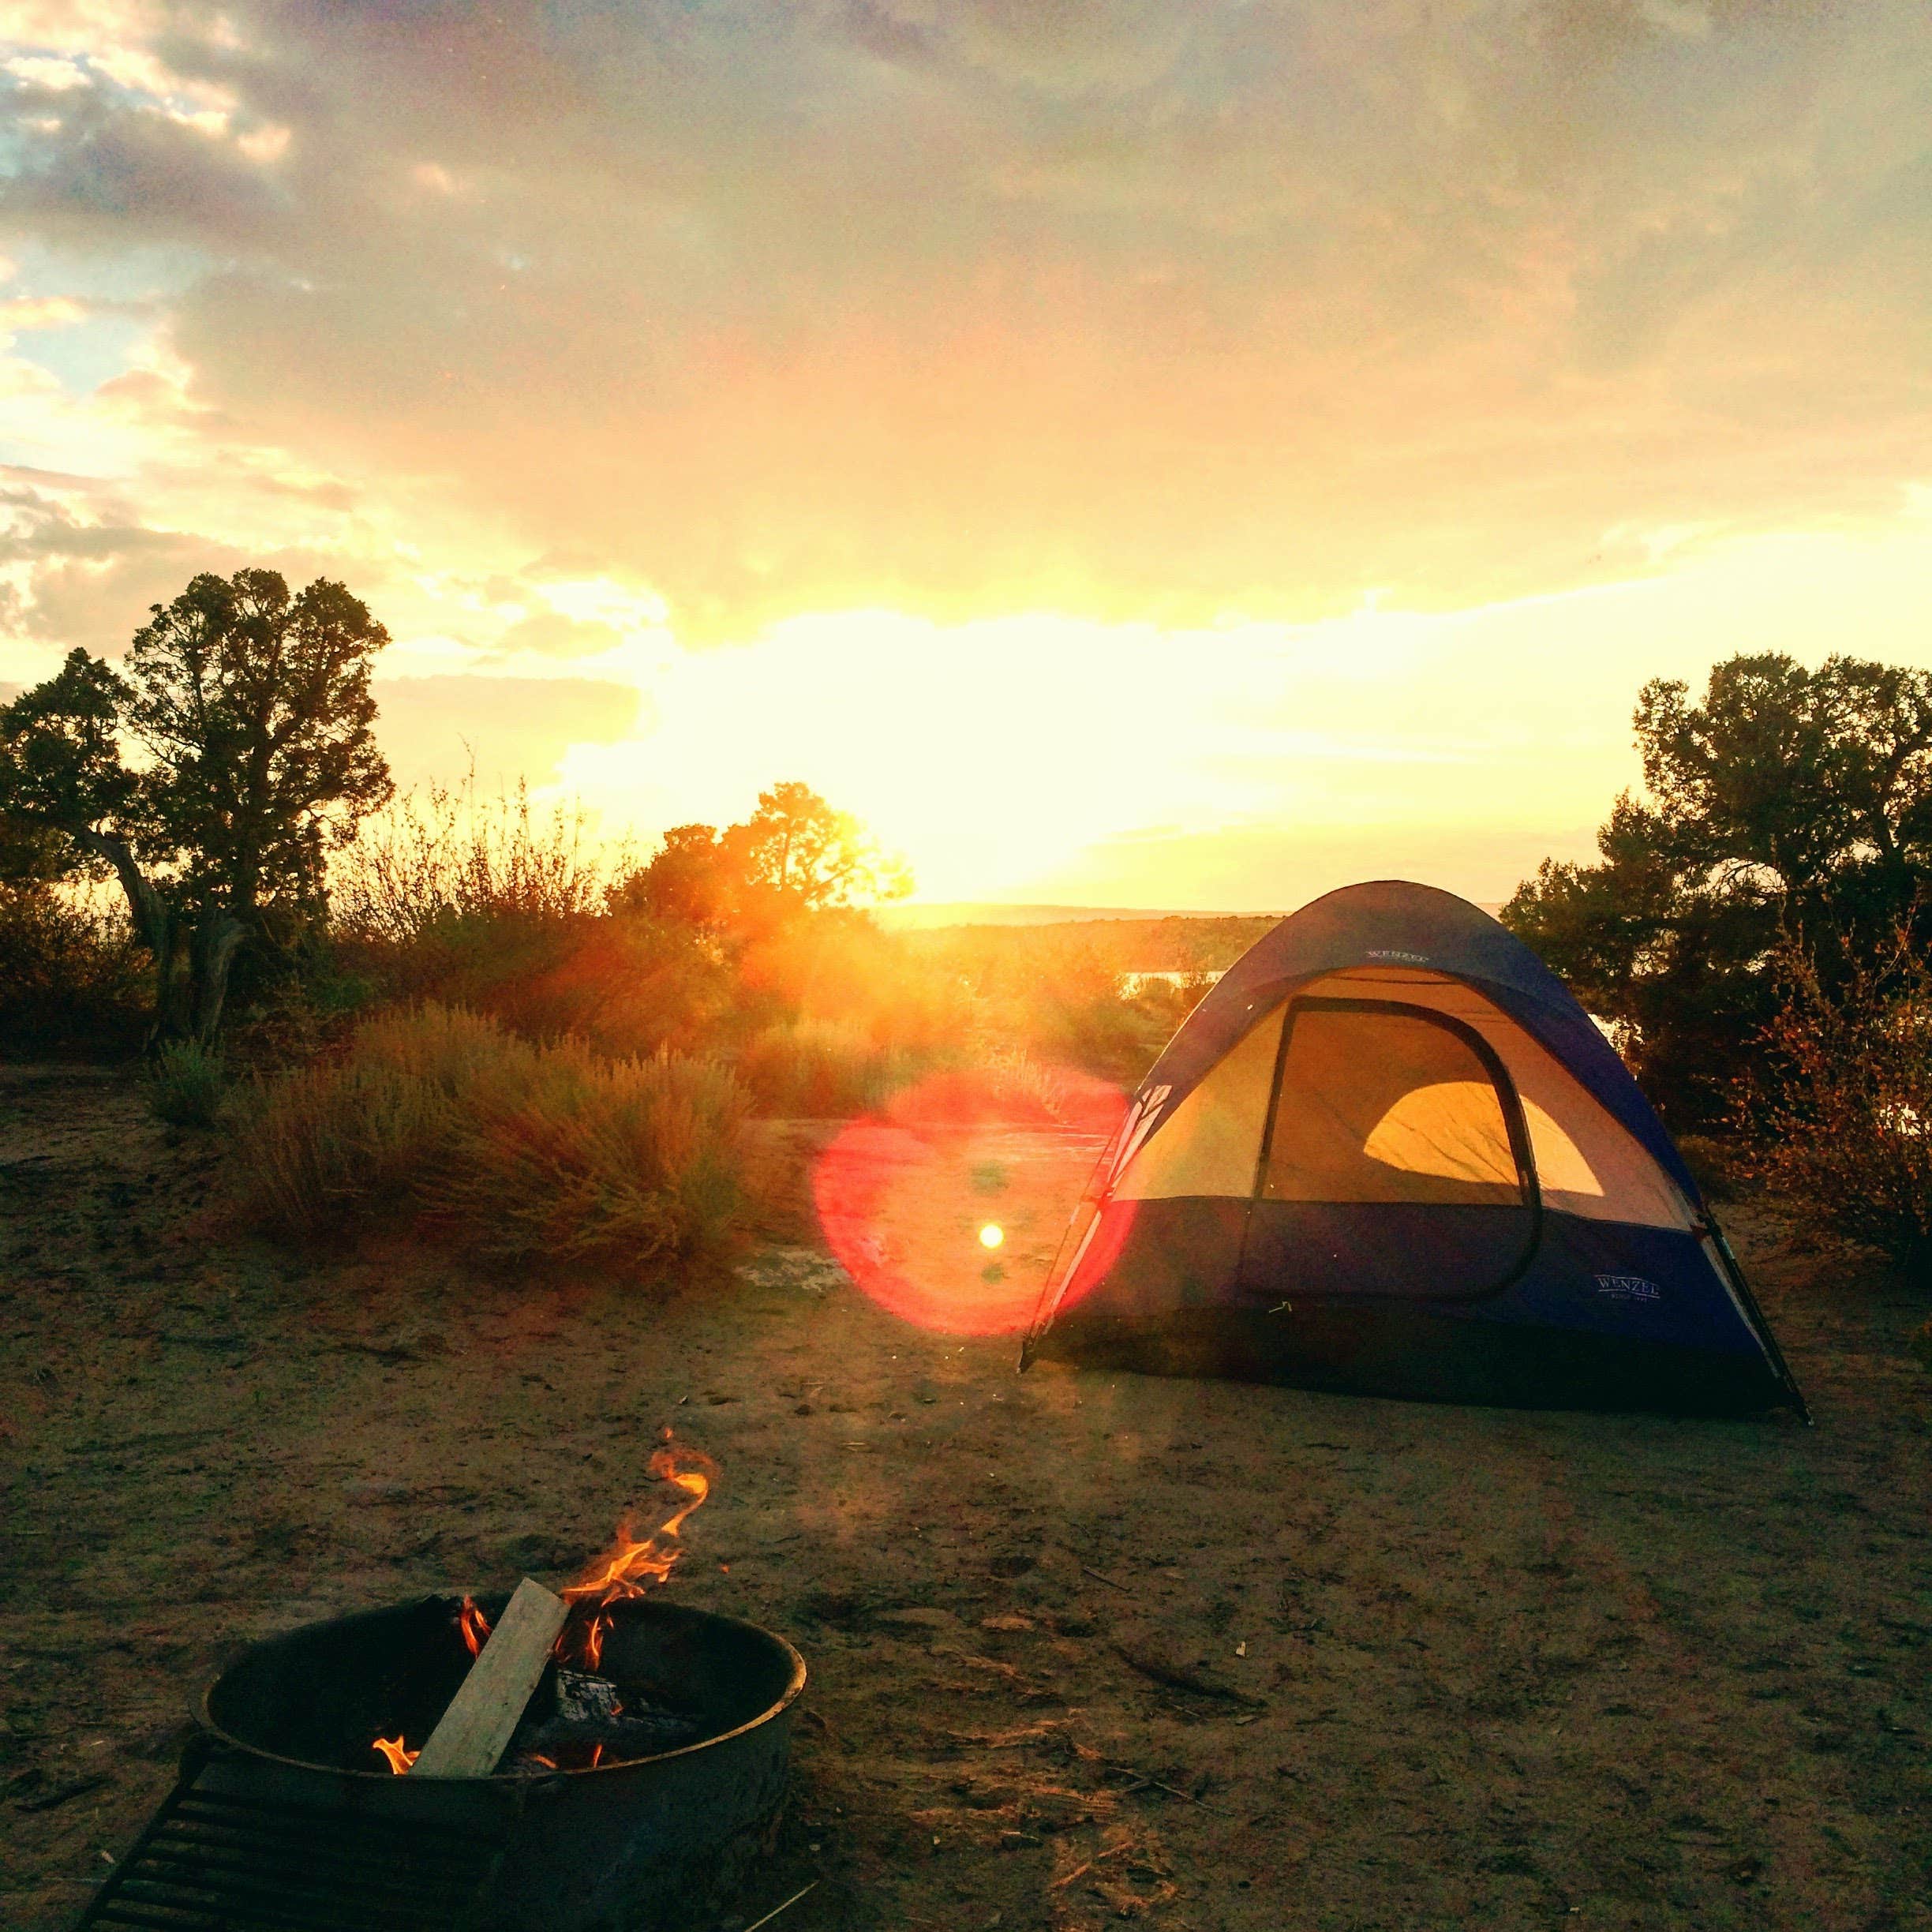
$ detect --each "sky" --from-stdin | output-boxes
[2,1,1930,909]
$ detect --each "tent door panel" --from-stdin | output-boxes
[1237,997,1541,1302]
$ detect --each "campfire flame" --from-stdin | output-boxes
[456,1594,492,1657]
[369,1438,718,1773]
[555,1441,717,1669]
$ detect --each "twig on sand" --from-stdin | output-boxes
[1050,1840,1133,1890]
[1105,1763,1232,1817]
[741,1879,818,1931]
[1058,1539,1131,1591]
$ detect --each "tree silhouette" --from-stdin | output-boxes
[724,781,912,911]
[0,569,392,1039]
[612,782,911,933]
[1505,651,1932,1122]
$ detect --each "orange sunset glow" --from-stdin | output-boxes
[5,4,1932,910]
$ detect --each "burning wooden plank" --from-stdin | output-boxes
[410,1578,568,1779]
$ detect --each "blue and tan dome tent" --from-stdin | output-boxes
[1022,882,1806,1417]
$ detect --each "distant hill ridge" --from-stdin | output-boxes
[877,901,1282,930]
[879,898,1503,930]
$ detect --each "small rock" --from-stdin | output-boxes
[980,1613,1035,1633]
[875,1607,959,1630]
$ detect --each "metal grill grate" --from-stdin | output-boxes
[76,1780,504,1932]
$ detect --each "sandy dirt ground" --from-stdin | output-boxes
[2,1060,1929,1931]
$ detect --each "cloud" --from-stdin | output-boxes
[492,608,624,660]
[0,475,391,661]
[2,0,1931,908]
[2,78,285,250]
[0,0,1923,643]
[0,493,222,655]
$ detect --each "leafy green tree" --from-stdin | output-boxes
[127,571,391,919]
[1504,652,1932,1124]
[0,569,392,1039]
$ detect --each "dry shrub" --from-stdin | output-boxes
[432,1042,751,1268]
[0,882,148,1049]
[1737,938,1932,1275]
[332,777,619,943]
[733,1017,922,1118]
[908,924,1167,1081]
[236,1003,752,1275]
[736,911,972,1058]
[881,1048,1124,1133]
[471,916,737,1058]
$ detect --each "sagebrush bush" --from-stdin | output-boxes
[333,908,737,1063]
[234,1002,753,1275]
[733,1017,922,1117]
[1738,942,1932,1274]
[432,1043,751,1267]
[148,1039,227,1128]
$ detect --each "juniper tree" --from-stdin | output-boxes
[0,568,392,1039]
[1505,652,1932,1123]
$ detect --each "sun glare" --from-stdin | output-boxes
[811,1068,1125,1336]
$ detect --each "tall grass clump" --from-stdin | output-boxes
[236,1003,753,1276]
[148,1039,227,1128]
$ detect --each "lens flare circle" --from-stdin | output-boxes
[811,1063,1127,1336]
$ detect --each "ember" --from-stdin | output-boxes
[457,1593,492,1657]
[507,1665,703,1766]
[370,1733,418,1773]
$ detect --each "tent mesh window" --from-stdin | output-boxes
[1263,1004,1525,1206]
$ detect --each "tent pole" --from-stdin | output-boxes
[1705,1215,1811,1424]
